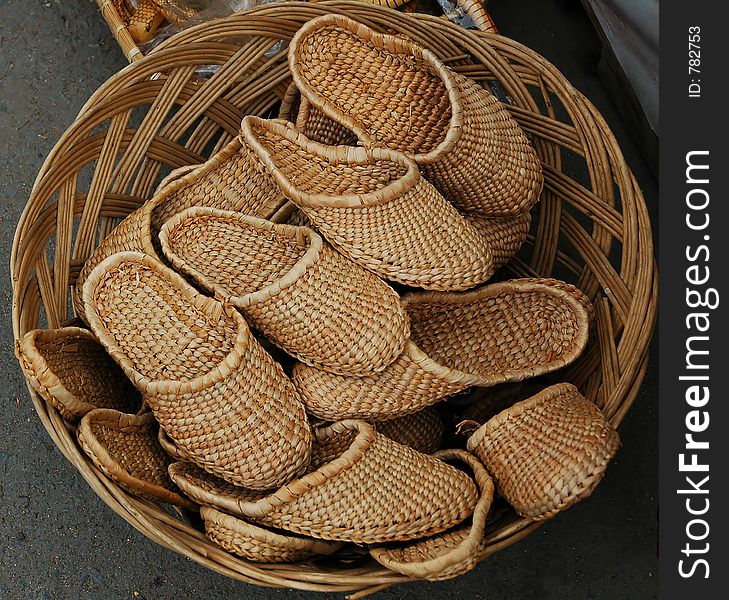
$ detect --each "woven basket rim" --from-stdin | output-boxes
[288,13,464,163]
[81,251,252,393]
[159,206,326,307]
[241,116,423,209]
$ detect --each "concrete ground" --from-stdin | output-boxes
[0,0,658,598]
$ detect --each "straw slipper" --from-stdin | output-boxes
[82,251,312,490]
[169,420,479,544]
[159,207,409,375]
[77,408,196,508]
[15,327,141,420]
[293,278,591,421]
[289,14,543,217]
[242,116,497,291]
[466,383,620,520]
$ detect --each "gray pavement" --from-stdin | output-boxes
[0,0,658,598]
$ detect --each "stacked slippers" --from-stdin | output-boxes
[17,13,626,581]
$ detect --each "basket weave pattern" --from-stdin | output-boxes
[12,2,656,593]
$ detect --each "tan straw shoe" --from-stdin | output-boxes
[289,14,543,217]
[159,207,409,375]
[370,449,494,580]
[201,507,342,563]
[242,115,497,291]
[77,408,196,508]
[467,383,620,520]
[82,251,312,490]
[72,133,286,321]
[170,420,479,544]
[15,327,141,420]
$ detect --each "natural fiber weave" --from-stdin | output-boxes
[158,426,192,461]
[279,82,360,147]
[294,278,590,421]
[375,406,444,454]
[13,2,656,592]
[81,251,312,490]
[370,449,494,580]
[201,507,342,563]
[171,420,478,543]
[77,409,196,508]
[468,213,531,271]
[289,14,543,217]
[15,327,141,420]
[159,207,409,375]
[467,383,620,520]
[243,115,497,290]
[72,135,286,320]
[169,461,269,510]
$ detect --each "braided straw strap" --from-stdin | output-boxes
[294,278,591,421]
[15,327,141,420]
[242,116,496,291]
[374,406,445,454]
[170,420,479,544]
[467,383,620,520]
[370,449,494,580]
[72,135,286,320]
[159,207,409,375]
[288,14,543,217]
[81,251,312,490]
[77,409,196,508]
[201,507,342,564]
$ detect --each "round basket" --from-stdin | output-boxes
[11,1,657,595]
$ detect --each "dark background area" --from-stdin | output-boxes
[0,0,657,598]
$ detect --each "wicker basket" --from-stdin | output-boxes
[12,1,656,593]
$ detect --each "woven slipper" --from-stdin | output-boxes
[201,507,342,563]
[169,420,479,544]
[289,14,543,217]
[77,409,196,508]
[242,116,496,291]
[467,383,620,520]
[293,278,591,421]
[375,407,444,454]
[15,327,141,420]
[81,251,312,490]
[72,134,286,321]
[159,207,409,376]
[370,449,494,580]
